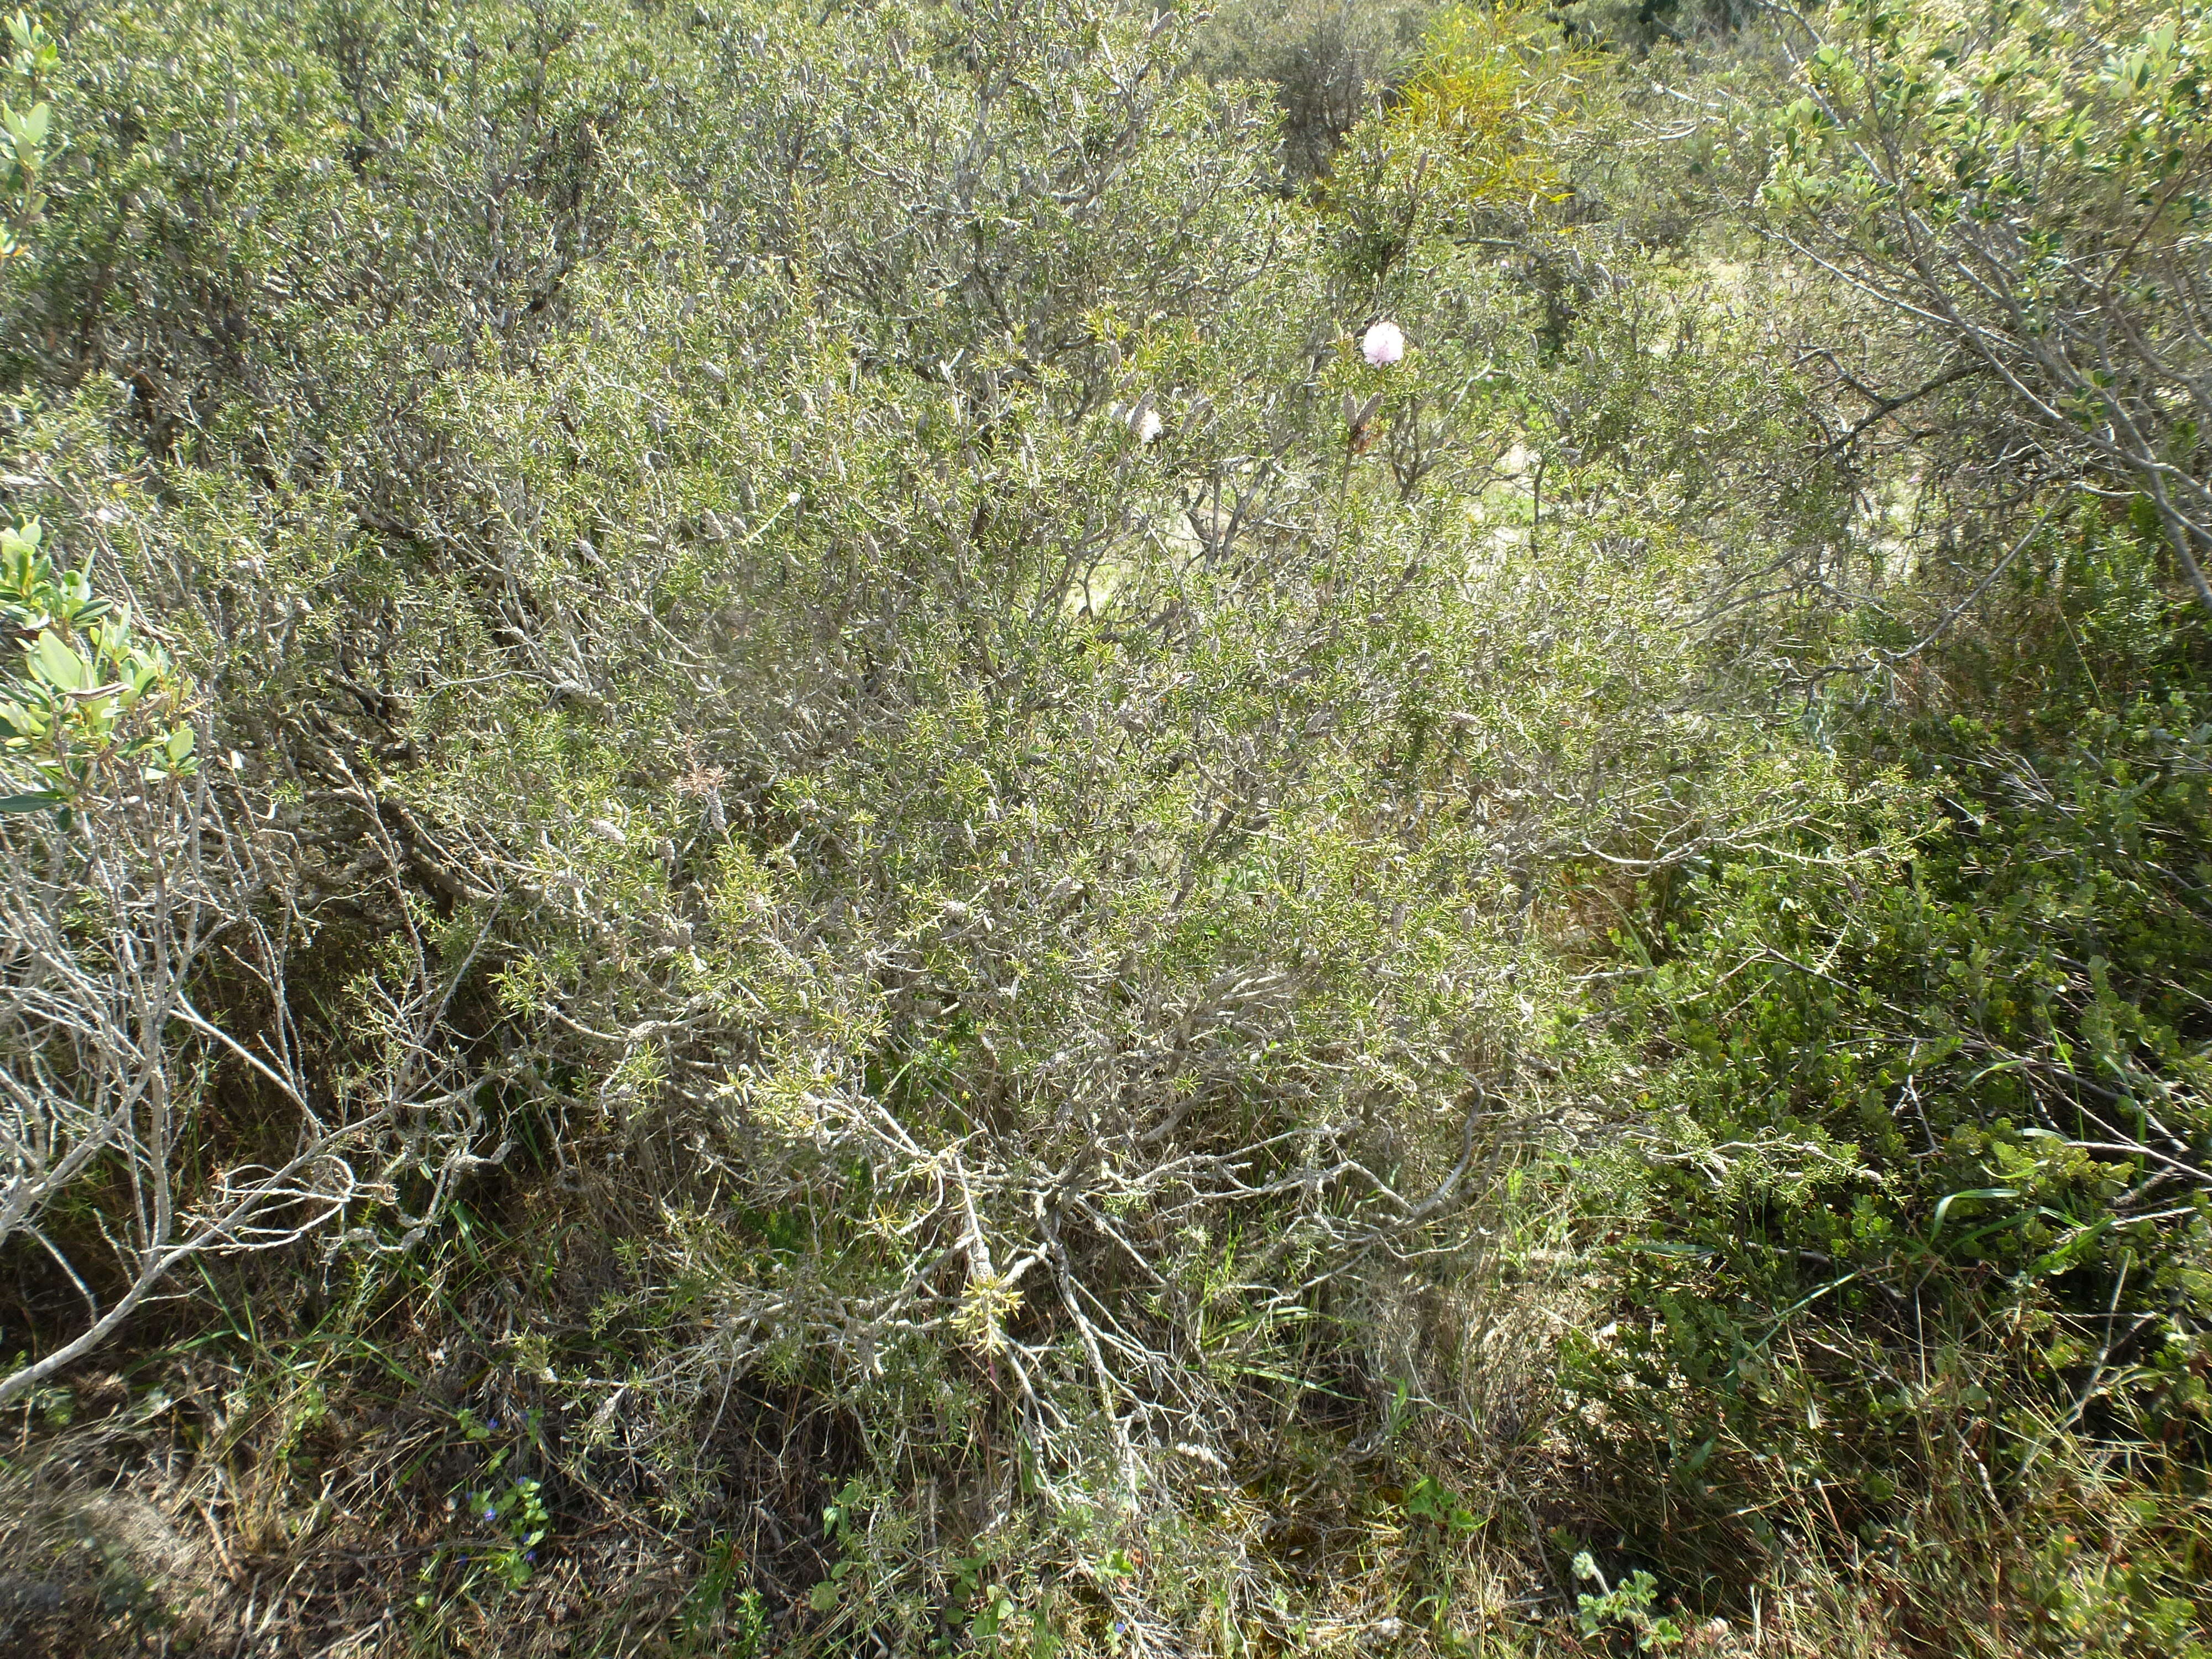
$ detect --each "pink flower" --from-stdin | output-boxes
[1361,320,1406,367]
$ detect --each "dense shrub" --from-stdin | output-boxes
[1193,1,1436,180]
[0,3,2205,1655]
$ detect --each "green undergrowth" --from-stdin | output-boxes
[1564,516,2212,1656]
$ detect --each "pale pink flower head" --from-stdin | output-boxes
[1135,408,1164,444]
[1361,319,1406,367]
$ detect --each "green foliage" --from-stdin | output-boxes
[1192,0,1438,181]
[1326,2,1597,281]
[1561,514,2212,1650]
[0,515,195,810]
[1573,1552,1684,1652]
[1766,0,2212,611]
[0,8,54,258]
[1768,0,2212,229]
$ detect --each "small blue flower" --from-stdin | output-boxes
[487,1419,499,1431]
[524,1550,538,1563]
[484,1507,498,1521]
